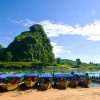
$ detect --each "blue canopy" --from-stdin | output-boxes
[54,73,73,78]
[7,73,26,78]
[0,74,13,79]
[74,73,86,77]
[25,73,38,77]
[54,73,65,78]
[64,73,73,77]
[13,73,26,78]
[40,73,52,78]
[0,74,13,82]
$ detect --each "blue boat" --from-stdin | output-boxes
[0,74,14,90]
[53,73,72,89]
[39,73,52,90]
[24,73,39,87]
[63,73,79,88]
[0,73,26,91]
[73,72,92,87]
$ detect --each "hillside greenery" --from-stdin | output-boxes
[0,24,55,66]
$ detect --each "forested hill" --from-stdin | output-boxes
[0,24,55,65]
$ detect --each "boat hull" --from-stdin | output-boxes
[24,81,36,88]
[0,83,19,91]
[40,82,52,90]
[56,81,70,89]
[79,80,92,88]
[68,80,79,88]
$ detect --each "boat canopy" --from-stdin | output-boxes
[74,73,86,77]
[64,73,73,77]
[14,73,26,78]
[54,73,73,78]
[7,73,26,78]
[25,73,38,77]
[0,74,13,79]
[40,73,52,78]
[54,73,65,78]
[0,74,13,82]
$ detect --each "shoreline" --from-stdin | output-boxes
[0,87,100,100]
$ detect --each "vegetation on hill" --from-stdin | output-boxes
[55,58,100,70]
[0,24,55,65]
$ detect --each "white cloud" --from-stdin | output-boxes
[11,19,100,41]
[40,20,100,41]
[51,42,71,57]
[11,19,34,27]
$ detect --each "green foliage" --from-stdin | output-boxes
[0,45,5,61]
[0,62,41,68]
[56,58,76,66]
[56,58,61,64]
[5,52,12,62]
[0,44,3,50]
[0,24,55,65]
[76,58,81,66]
[61,59,76,65]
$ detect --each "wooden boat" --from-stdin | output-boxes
[73,73,92,88]
[53,73,70,89]
[64,73,79,88]
[0,74,13,90]
[68,80,79,88]
[39,73,52,90]
[24,73,38,87]
[0,73,25,91]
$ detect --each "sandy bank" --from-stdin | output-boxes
[0,87,100,100]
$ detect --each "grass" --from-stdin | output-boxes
[0,62,100,71]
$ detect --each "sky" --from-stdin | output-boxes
[0,0,100,63]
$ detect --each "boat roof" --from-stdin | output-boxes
[25,73,38,77]
[40,73,52,78]
[14,73,26,78]
[0,74,13,79]
[54,73,65,78]
[7,73,26,78]
[64,73,73,77]
[54,73,73,78]
[74,73,86,76]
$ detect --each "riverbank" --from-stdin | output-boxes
[0,87,100,100]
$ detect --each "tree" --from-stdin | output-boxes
[0,44,5,61]
[89,62,93,65]
[0,44,3,50]
[5,52,12,62]
[76,58,81,66]
[5,24,55,64]
[56,58,61,64]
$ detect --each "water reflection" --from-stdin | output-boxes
[89,83,100,88]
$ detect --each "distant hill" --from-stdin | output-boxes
[0,24,55,65]
[61,59,76,63]
[56,58,76,65]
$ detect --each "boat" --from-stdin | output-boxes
[0,74,13,90]
[65,72,79,88]
[73,73,92,88]
[53,73,70,89]
[24,73,39,88]
[0,72,3,75]
[0,73,26,91]
[39,73,52,90]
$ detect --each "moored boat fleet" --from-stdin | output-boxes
[0,72,92,91]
